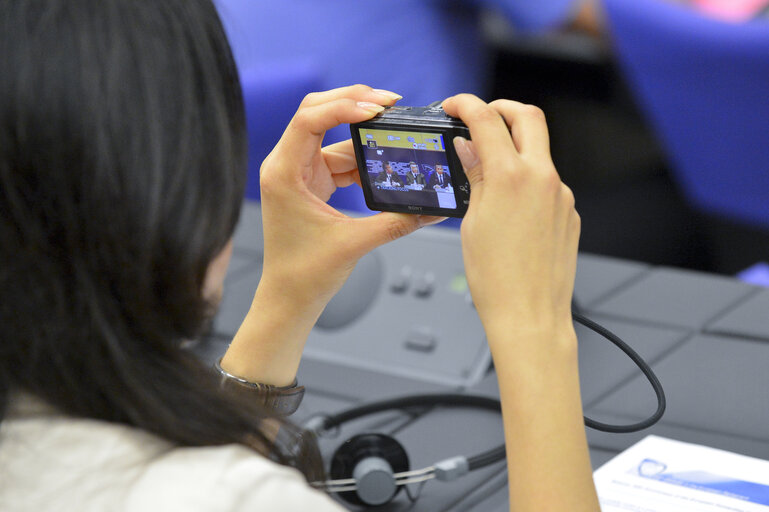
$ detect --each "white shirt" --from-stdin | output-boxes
[0,394,345,512]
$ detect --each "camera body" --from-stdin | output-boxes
[350,105,471,218]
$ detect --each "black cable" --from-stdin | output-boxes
[315,312,666,472]
[317,393,506,472]
[320,394,501,429]
[572,311,666,433]
[472,311,669,464]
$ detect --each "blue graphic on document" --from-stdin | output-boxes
[636,459,769,506]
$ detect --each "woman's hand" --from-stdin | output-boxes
[442,95,580,347]
[220,85,442,386]
[258,84,442,310]
[442,95,599,512]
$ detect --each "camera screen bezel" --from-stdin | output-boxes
[350,121,470,218]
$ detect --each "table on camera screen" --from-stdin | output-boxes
[370,184,457,209]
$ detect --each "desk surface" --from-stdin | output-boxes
[197,201,769,511]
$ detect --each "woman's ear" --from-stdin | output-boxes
[203,238,234,305]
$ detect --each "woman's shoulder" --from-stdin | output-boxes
[0,394,343,511]
[126,442,343,511]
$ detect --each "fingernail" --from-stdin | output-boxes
[453,136,479,169]
[418,215,448,227]
[357,101,385,114]
[372,89,403,101]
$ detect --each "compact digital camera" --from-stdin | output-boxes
[350,105,471,218]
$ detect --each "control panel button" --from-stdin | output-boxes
[404,328,437,353]
[390,266,412,293]
[413,272,436,298]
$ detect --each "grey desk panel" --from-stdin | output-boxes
[212,204,265,337]
[591,267,757,330]
[294,391,358,426]
[231,200,264,253]
[193,336,229,367]
[585,413,769,460]
[298,357,453,402]
[296,390,432,450]
[588,334,769,448]
[466,371,500,398]
[706,288,769,343]
[466,317,689,408]
[464,484,508,512]
[574,253,650,308]
[589,447,620,470]
[212,266,262,338]
[226,251,259,278]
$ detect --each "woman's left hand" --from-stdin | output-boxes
[257,84,442,309]
[221,85,442,385]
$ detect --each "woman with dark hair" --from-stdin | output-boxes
[0,0,599,511]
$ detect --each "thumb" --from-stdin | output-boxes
[454,136,483,192]
[349,212,436,256]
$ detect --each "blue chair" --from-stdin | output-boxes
[216,0,488,211]
[602,0,769,230]
[738,262,769,287]
[217,0,582,214]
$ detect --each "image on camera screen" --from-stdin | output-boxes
[358,127,457,210]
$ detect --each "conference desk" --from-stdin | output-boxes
[197,200,769,511]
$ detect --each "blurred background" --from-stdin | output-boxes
[214,0,769,278]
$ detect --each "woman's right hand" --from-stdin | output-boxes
[441,95,580,350]
[442,95,599,512]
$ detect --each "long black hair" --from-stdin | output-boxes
[0,0,322,481]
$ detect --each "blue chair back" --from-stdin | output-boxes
[603,0,769,229]
[239,62,321,200]
[215,0,487,214]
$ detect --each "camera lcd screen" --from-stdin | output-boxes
[357,127,458,211]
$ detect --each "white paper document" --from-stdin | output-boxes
[594,436,769,511]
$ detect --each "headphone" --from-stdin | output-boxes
[306,394,504,507]
[305,311,667,508]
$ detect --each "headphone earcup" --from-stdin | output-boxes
[329,433,410,507]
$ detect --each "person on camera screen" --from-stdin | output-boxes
[428,163,451,190]
[374,162,404,187]
[404,161,426,186]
